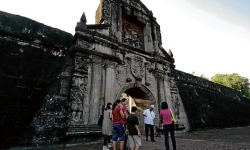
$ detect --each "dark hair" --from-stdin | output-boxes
[116,99,121,104]
[131,106,137,112]
[105,102,112,111]
[112,99,121,110]
[121,98,127,102]
[161,102,168,109]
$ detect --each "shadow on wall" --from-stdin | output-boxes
[0,10,73,148]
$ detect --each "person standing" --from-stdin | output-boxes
[121,98,129,150]
[112,99,126,150]
[102,102,113,150]
[160,102,177,150]
[143,105,156,142]
[126,106,141,150]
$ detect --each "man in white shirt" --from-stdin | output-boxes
[143,105,156,142]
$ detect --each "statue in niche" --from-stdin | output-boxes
[71,102,83,121]
[70,88,83,122]
[70,76,88,122]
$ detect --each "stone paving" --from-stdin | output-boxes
[12,126,250,150]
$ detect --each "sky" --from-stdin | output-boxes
[1,0,250,80]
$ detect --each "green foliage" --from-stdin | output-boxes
[191,71,209,80]
[199,74,209,80]
[211,73,250,98]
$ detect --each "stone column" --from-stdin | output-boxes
[155,71,165,116]
[89,56,103,124]
[104,61,116,103]
[163,76,171,105]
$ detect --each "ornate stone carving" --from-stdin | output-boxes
[135,78,142,88]
[75,56,91,72]
[70,76,85,122]
[171,93,180,119]
[170,78,177,89]
[116,65,126,86]
[131,56,145,79]
[102,0,111,23]
[122,19,144,49]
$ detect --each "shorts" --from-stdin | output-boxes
[128,135,141,147]
[112,123,125,141]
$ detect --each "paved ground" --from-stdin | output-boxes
[12,126,250,150]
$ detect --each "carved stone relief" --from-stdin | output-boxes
[70,56,91,123]
[172,92,180,119]
[75,56,90,72]
[170,78,177,89]
[116,65,127,86]
[122,18,144,49]
[135,78,142,88]
[102,0,111,24]
[70,77,84,122]
[170,77,180,119]
[131,56,145,79]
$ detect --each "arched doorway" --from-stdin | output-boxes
[117,84,156,134]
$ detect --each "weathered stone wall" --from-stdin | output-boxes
[0,11,73,148]
[175,70,250,131]
[1,1,250,148]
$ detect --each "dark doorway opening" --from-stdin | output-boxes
[122,87,151,134]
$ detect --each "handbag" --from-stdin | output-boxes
[172,121,179,130]
[97,114,103,126]
[170,109,179,130]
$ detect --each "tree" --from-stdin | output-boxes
[211,73,250,98]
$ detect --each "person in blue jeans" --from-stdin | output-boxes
[160,102,176,150]
[112,99,126,150]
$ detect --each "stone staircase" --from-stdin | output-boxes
[66,123,102,143]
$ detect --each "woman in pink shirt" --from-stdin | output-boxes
[160,102,176,150]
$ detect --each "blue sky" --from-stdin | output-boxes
[0,0,249,80]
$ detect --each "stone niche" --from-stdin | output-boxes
[122,16,145,49]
